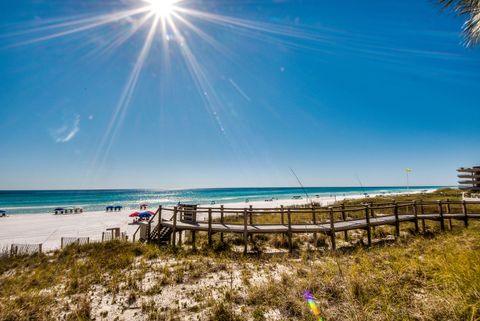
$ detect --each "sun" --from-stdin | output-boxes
[144,0,179,18]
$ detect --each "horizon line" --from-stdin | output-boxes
[0,185,453,192]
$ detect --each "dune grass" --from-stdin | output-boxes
[1,226,480,320]
[243,225,480,320]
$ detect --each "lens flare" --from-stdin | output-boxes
[304,291,323,321]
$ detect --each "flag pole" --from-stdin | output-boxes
[405,168,412,191]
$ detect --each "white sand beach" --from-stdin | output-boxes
[0,190,433,251]
[0,210,139,251]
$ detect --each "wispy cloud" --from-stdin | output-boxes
[52,114,80,143]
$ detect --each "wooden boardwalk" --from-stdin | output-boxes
[140,200,480,253]
[162,213,480,234]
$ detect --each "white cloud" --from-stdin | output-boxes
[52,114,80,143]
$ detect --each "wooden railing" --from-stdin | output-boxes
[132,206,162,242]
[143,199,479,253]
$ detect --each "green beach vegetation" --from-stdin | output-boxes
[1,189,479,320]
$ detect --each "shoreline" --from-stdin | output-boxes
[0,186,445,215]
[0,189,436,251]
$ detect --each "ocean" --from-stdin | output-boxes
[0,186,444,215]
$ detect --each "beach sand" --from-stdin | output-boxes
[0,210,139,251]
[0,190,431,251]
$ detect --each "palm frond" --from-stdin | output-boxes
[438,0,480,46]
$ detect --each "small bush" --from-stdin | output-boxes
[209,302,245,321]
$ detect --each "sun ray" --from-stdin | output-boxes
[159,14,171,70]
[167,17,227,135]
[91,15,161,173]
[4,7,151,48]
[171,12,234,59]
[175,7,334,44]
[97,12,155,57]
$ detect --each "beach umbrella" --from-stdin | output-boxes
[139,211,154,218]
[129,212,140,217]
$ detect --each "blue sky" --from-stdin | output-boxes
[0,0,479,190]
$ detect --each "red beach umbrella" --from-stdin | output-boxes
[129,212,140,217]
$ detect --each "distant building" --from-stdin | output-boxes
[457,166,480,201]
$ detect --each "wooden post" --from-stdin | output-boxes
[365,205,371,247]
[462,200,469,228]
[190,207,197,250]
[61,237,64,249]
[191,229,196,250]
[249,205,253,224]
[147,220,151,243]
[249,205,253,242]
[208,208,213,247]
[281,205,285,242]
[413,201,419,234]
[243,209,248,255]
[287,209,293,253]
[446,199,452,230]
[312,205,317,244]
[369,202,375,234]
[329,207,336,250]
[393,201,400,238]
[341,203,348,241]
[39,244,42,253]
[220,205,224,243]
[157,205,163,247]
[438,201,445,231]
[172,206,178,246]
[369,202,375,217]
[420,200,426,233]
